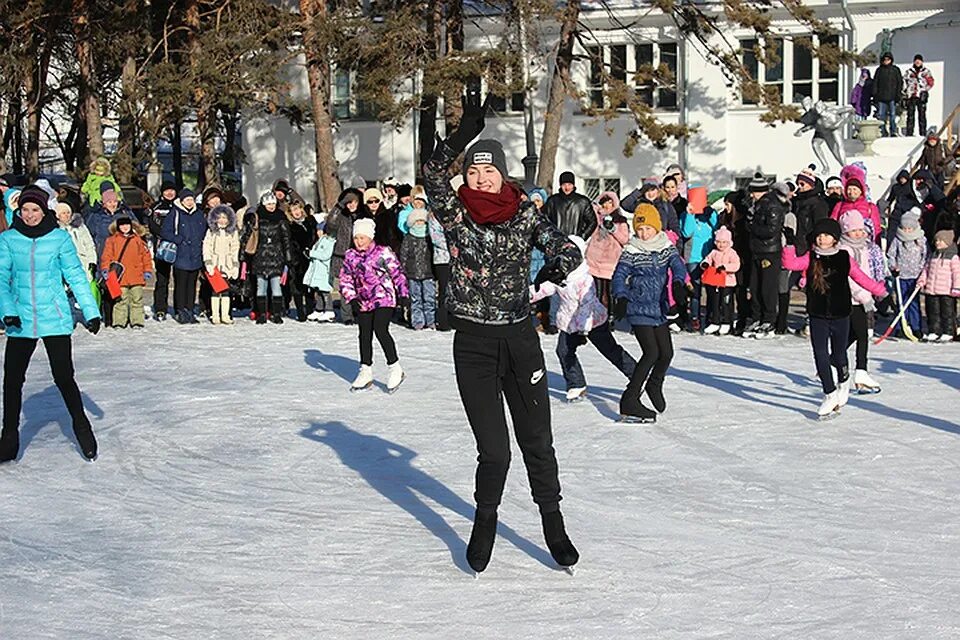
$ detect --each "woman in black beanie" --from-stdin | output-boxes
[423,97,582,574]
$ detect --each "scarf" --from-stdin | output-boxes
[813,244,840,256]
[12,212,58,239]
[457,182,522,225]
[628,232,672,253]
[896,226,925,242]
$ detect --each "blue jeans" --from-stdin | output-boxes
[555,324,637,390]
[409,278,436,328]
[876,100,897,136]
[256,275,281,297]
[897,278,921,334]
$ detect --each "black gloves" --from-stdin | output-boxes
[716,265,726,273]
[3,316,21,329]
[699,261,709,270]
[398,296,410,308]
[446,95,487,154]
[783,227,797,246]
[350,300,361,316]
[890,268,900,278]
[612,298,628,321]
[601,215,615,232]
[86,318,101,335]
[534,259,566,292]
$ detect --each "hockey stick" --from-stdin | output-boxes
[894,276,919,342]
[874,283,922,345]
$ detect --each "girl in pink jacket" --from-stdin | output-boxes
[700,226,741,335]
[585,191,631,313]
[531,235,637,403]
[918,230,960,341]
[830,174,882,243]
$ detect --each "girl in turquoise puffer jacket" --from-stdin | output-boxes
[0,186,102,463]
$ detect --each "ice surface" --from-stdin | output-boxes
[1,321,958,639]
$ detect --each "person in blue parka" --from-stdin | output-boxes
[0,186,102,463]
[161,188,208,324]
[611,203,689,423]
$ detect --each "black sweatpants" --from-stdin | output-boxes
[3,336,91,440]
[621,323,673,413]
[809,316,850,394]
[555,323,636,390]
[453,323,561,512]
[434,263,451,331]
[847,304,869,370]
[925,295,958,336]
[173,268,200,313]
[153,259,173,314]
[357,307,398,366]
[706,285,734,325]
[735,253,752,330]
[749,252,781,324]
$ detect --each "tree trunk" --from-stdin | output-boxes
[0,97,17,175]
[73,0,104,169]
[537,0,579,190]
[185,0,218,190]
[171,118,183,188]
[416,0,443,172]
[114,55,138,184]
[23,39,53,180]
[442,0,465,135]
[301,0,342,211]
[222,110,238,173]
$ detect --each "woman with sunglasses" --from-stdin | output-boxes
[423,97,583,574]
[363,188,403,256]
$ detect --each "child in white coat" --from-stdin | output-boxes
[530,235,637,402]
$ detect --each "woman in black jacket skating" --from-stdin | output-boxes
[423,96,582,574]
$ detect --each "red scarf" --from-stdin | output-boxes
[458,182,522,225]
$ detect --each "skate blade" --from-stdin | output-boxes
[565,396,585,404]
[856,385,881,395]
[817,409,841,421]
[350,382,373,393]
[563,566,576,576]
[618,414,656,424]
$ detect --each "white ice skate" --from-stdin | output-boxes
[350,365,374,392]
[938,334,953,343]
[307,310,324,321]
[718,324,731,336]
[386,362,405,393]
[853,369,881,394]
[817,390,841,420]
[317,311,336,322]
[669,323,681,333]
[923,333,938,342]
[837,378,851,407]
[565,387,587,403]
[703,324,721,335]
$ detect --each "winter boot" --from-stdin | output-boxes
[294,298,307,322]
[466,507,498,573]
[210,297,222,325]
[853,369,881,394]
[270,298,285,324]
[220,298,234,325]
[0,427,19,463]
[386,361,405,393]
[818,390,841,419]
[644,375,667,413]
[73,419,98,461]
[255,297,268,324]
[541,509,579,568]
[351,365,374,391]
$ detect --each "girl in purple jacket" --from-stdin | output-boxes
[339,218,409,392]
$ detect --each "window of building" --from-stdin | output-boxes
[741,35,840,106]
[583,42,679,111]
[331,68,378,120]
[487,62,526,115]
[582,177,621,201]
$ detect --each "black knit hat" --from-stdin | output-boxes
[748,172,769,193]
[115,216,132,227]
[559,171,576,186]
[18,186,51,213]
[397,183,412,199]
[100,180,117,195]
[462,139,509,181]
[160,180,176,193]
[812,217,841,243]
[179,188,195,200]
[914,53,923,62]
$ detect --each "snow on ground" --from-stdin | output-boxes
[0,319,958,639]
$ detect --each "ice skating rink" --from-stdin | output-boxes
[1,322,957,639]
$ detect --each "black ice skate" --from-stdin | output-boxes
[466,507,498,575]
[542,510,579,573]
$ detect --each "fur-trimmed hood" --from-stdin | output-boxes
[108,219,148,237]
[206,204,238,233]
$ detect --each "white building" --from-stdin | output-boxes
[242,0,960,207]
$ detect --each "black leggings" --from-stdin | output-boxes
[847,305,869,370]
[153,259,173,314]
[173,268,200,313]
[3,336,90,436]
[622,324,673,410]
[357,307,398,365]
